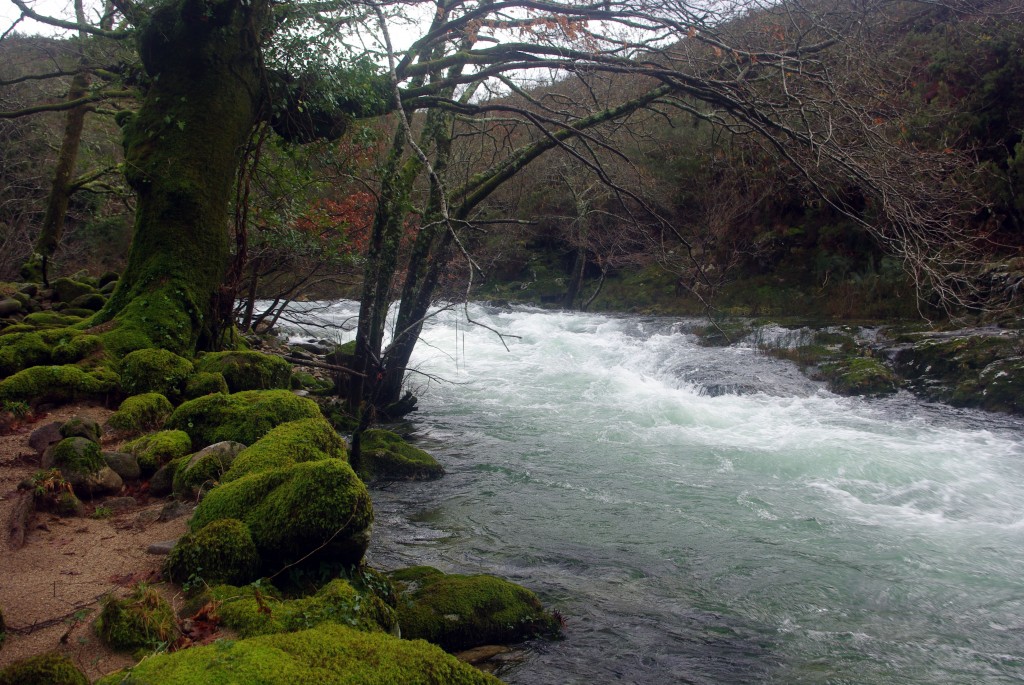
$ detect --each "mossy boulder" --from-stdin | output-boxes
[224,417,347,482]
[51,277,96,303]
[50,333,102,365]
[22,311,84,328]
[820,356,898,396]
[172,441,246,498]
[44,437,123,498]
[68,292,107,311]
[94,622,501,685]
[94,584,179,651]
[183,371,228,399]
[124,429,192,475]
[119,348,194,398]
[0,364,119,405]
[389,566,561,652]
[165,518,260,587]
[200,578,396,637]
[0,332,50,376]
[190,459,373,571]
[0,653,89,685]
[60,416,102,442]
[166,390,321,448]
[194,351,292,392]
[950,356,1024,413]
[357,429,444,483]
[109,393,174,432]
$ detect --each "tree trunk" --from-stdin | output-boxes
[92,0,266,356]
[562,246,586,310]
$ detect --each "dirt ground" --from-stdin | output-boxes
[0,404,190,681]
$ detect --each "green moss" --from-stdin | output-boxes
[49,437,104,474]
[390,566,561,652]
[224,417,347,482]
[52,277,96,303]
[50,333,103,365]
[183,371,228,398]
[0,653,89,685]
[205,578,395,638]
[172,443,244,498]
[820,356,898,396]
[194,351,292,392]
[165,518,260,587]
[94,622,501,685]
[119,348,194,398]
[358,429,444,483]
[0,332,50,377]
[124,429,192,474]
[109,393,174,432]
[166,390,321,448]
[0,364,119,405]
[94,584,179,652]
[191,459,373,571]
[22,311,84,328]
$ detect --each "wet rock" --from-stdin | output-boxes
[103,452,141,481]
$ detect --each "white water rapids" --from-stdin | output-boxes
[278,301,1024,684]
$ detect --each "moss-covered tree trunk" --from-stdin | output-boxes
[92,0,267,356]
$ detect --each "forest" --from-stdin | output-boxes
[0,0,1022,681]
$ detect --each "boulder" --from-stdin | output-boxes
[193,350,293,392]
[172,441,247,498]
[164,518,260,586]
[119,348,194,398]
[166,390,320,448]
[94,585,178,651]
[357,429,444,483]
[103,452,142,481]
[0,298,22,317]
[60,416,102,442]
[28,421,63,454]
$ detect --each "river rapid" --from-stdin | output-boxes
[281,301,1024,684]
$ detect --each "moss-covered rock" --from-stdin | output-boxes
[0,332,50,376]
[51,277,96,303]
[45,436,104,473]
[389,566,561,652]
[172,441,246,498]
[165,518,260,587]
[357,429,444,483]
[119,348,194,398]
[108,393,174,432]
[183,371,228,399]
[191,459,373,571]
[0,653,89,685]
[224,417,347,482]
[0,364,119,405]
[68,292,107,311]
[202,578,396,637]
[194,351,292,392]
[819,356,899,396]
[22,311,84,328]
[60,416,102,442]
[94,584,179,652]
[166,389,321,448]
[50,333,103,365]
[94,622,501,685]
[124,429,192,475]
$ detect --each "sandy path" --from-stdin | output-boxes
[0,404,190,680]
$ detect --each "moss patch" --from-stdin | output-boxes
[358,429,444,483]
[0,653,89,685]
[119,348,194,398]
[94,584,179,652]
[0,332,51,377]
[224,417,347,482]
[194,350,293,392]
[109,392,174,432]
[165,518,260,587]
[183,371,228,398]
[0,364,119,405]
[204,578,396,637]
[190,459,373,571]
[166,389,321,448]
[390,566,561,652]
[820,356,898,396]
[94,622,501,685]
[124,429,192,474]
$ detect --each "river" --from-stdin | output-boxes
[280,301,1024,684]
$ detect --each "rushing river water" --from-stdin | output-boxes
[281,301,1024,684]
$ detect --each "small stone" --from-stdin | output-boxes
[157,500,193,522]
[103,451,142,481]
[147,539,178,555]
[104,496,137,513]
[29,421,63,455]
